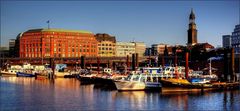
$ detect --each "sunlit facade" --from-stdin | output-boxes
[116,42,135,57]
[19,28,98,58]
[95,33,116,57]
[134,42,146,57]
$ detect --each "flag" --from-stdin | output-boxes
[47,20,50,23]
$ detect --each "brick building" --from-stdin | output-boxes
[19,28,98,58]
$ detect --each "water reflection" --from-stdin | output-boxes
[0,77,239,110]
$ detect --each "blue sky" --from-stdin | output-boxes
[1,0,239,47]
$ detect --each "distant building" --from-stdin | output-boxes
[231,24,240,54]
[187,9,198,46]
[145,47,152,56]
[192,43,214,51]
[222,35,231,48]
[95,33,116,57]
[0,46,9,58]
[134,42,146,57]
[9,39,16,57]
[116,42,135,57]
[19,28,98,58]
[151,44,172,56]
[14,33,23,57]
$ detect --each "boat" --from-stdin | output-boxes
[0,65,22,76]
[114,73,162,91]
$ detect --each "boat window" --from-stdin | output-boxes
[165,67,170,71]
[158,77,161,81]
[140,75,146,82]
[147,76,151,82]
[126,74,132,80]
[153,77,157,82]
[132,74,140,81]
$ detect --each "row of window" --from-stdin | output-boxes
[99,48,114,50]
[98,52,115,54]
[117,46,135,48]
[23,48,96,53]
[22,52,97,58]
[98,44,115,46]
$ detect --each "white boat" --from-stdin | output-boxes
[0,65,22,76]
[114,73,162,91]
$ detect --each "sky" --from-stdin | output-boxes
[0,0,239,47]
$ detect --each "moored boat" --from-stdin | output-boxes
[114,73,162,91]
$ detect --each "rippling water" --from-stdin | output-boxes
[0,77,239,110]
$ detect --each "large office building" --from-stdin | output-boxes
[95,33,116,57]
[222,35,231,48]
[231,24,240,54]
[116,42,135,57]
[19,28,98,58]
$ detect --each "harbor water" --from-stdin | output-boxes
[0,76,239,110]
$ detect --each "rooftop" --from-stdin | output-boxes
[26,28,93,34]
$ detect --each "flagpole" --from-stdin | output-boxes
[47,20,50,29]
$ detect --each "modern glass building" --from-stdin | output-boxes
[231,24,240,54]
[222,35,231,48]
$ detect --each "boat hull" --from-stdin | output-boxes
[16,72,36,77]
[114,80,161,91]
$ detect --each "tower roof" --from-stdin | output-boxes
[189,9,195,19]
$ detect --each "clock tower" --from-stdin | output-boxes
[187,9,198,46]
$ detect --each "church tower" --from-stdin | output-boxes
[187,9,198,46]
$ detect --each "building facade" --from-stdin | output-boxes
[95,33,116,57]
[187,9,198,46]
[0,46,9,59]
[9,39,16,57]
[134,42,146,57]
[19,28,98,58]
[151,44,172,56]
[222,35,231,48]
[231,24,240,54]
[116,42,135,57]
[14,33,22,57]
